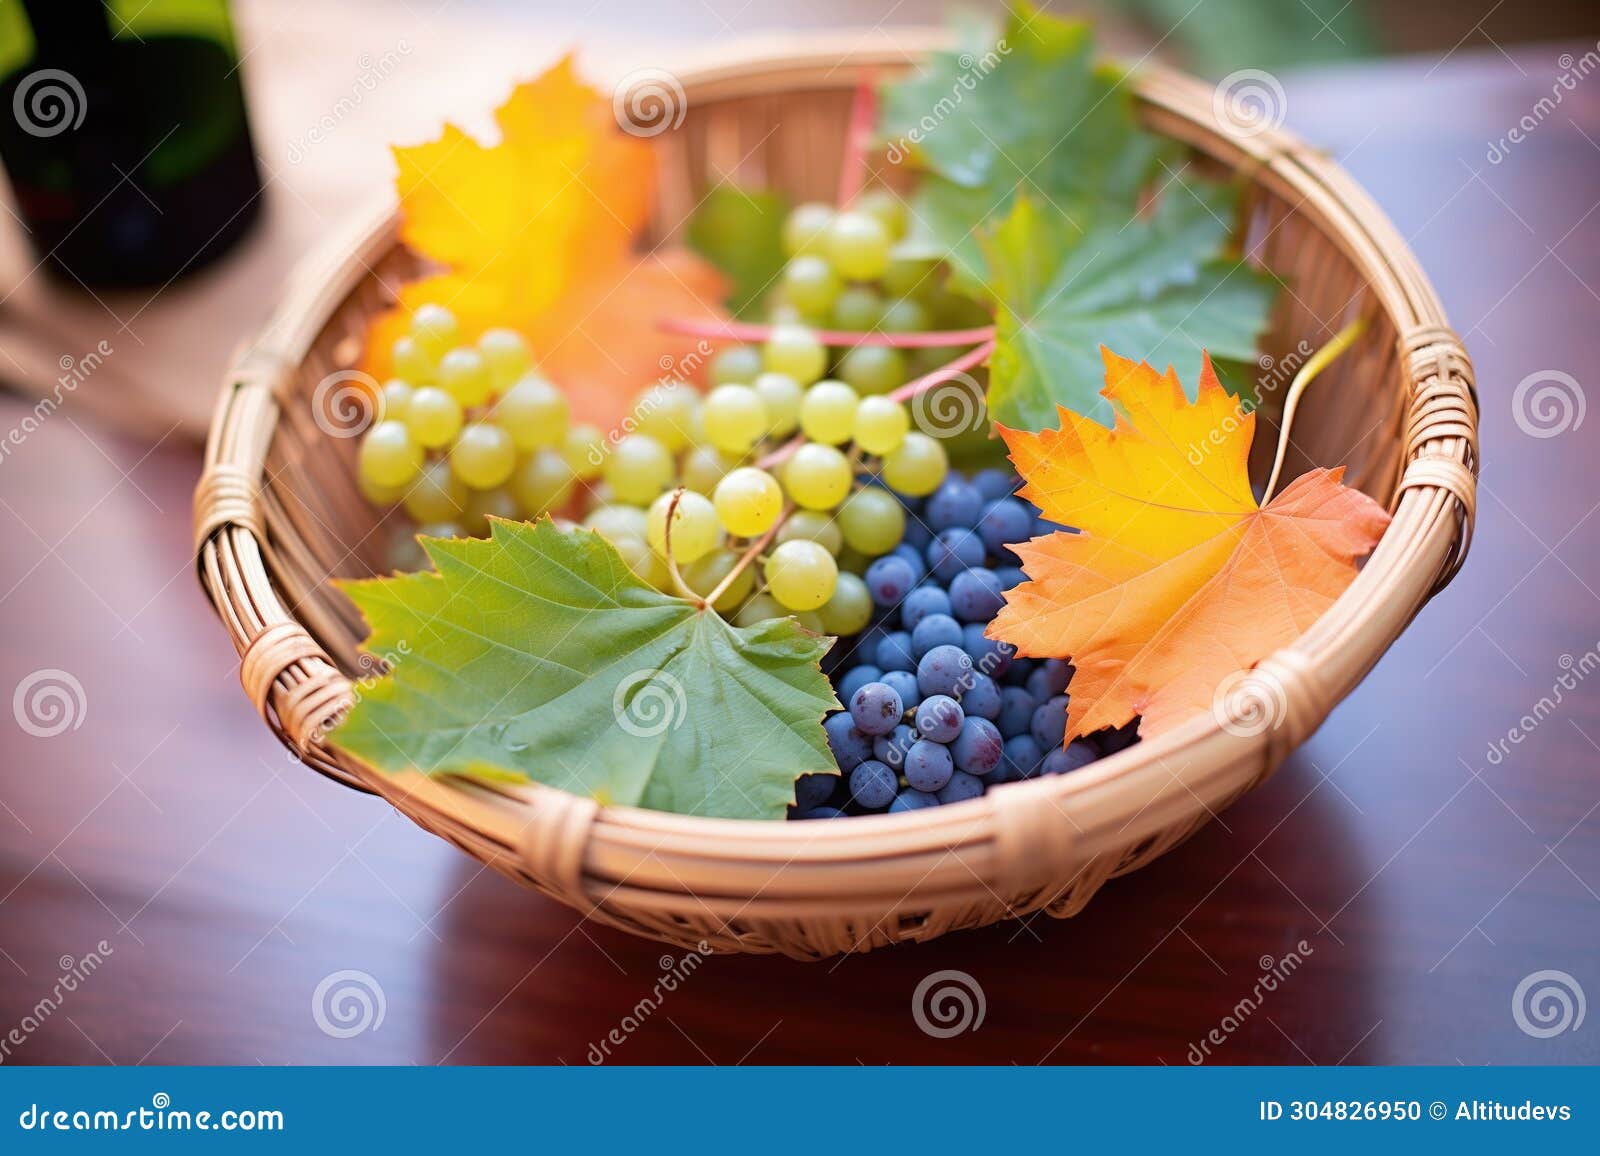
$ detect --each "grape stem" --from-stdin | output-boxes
[704,503,795,610]
[836,73,878,208]
[1261,317,1368,503]
[659,487,701,604]
[754,338,997,471]
[659,316,997,349]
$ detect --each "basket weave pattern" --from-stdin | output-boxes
[194,43,1478,958]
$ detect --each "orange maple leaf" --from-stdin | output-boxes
[362,57,725,427]
[988,348,1391,744]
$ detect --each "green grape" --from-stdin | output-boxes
[708,344,763,386]
[387,529,429,573]
[391,335,437,385]
[782,201,835,256]
[824,211,891,281]
[602,434,675,505]
[766,302,804,326]
[908,343,967,379]
[379,379,414,424]
[701,384,769,456]
[817,570,873,635]
[406,386,464,448]
[415,520,466,541]
[837,485,906,555]
[798,379,859,446]
[793,610,825,633]
[562,422,605,481]
[838,344,905,395]
[930,286,992,329]
[835,545,872,575]
[782,254,842,316]
[881,256,938,299]
[465,487,521,536]
[681,445,733,494]
[437,347,493,407]
[494,374,569,451]
[511,449,575,515]
[583,504,649,543]
[404,459,469,523]
[763,324,826,386]
[359,472,407,507]
[713,467,782,537]
[610,535,670,590]
[781,443,852,510]
[478,328,531,391]
[852,395,909,455]
[409,303,461,359]
[733,592,784,627]
[764,539,838,611]
[450,422,516,490]
[881,431,948,497]
[879,297,930,334]
[647,490,721,564]
[775,509,842,555]
[831,285,883,331]
[632,384,698,452]
[681,548,754,612]
[359,420,423,487]
[753,372,803,437]
[855,189,908,242]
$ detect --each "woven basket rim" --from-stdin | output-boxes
[195,34,1478,942]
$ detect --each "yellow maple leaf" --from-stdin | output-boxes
[363,57,725,427]
[989,348,1392,743]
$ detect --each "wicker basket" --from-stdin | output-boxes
[194,35,1478,959]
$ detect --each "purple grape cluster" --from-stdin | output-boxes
[792,468,1138,819]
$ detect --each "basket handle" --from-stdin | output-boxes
[1395,324,1478,596]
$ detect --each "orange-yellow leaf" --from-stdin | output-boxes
[989,347,1391,744]
[363,57,725,428]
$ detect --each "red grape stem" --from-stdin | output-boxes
[659,316,997,349]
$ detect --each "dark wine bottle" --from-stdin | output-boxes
[0,0,263,286]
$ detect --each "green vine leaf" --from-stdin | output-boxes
[686,185,789,319]
[335,519,839,820]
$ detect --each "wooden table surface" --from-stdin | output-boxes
[2,25,1598,1065]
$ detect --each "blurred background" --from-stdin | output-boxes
[0,0,1596,1066]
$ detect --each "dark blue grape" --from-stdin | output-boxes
[948,567,1005,623]
[996,686,1039,738]
[879,670,920,711]
[904,739,954,792]
[849,681,904,736]
[1041,739,1098,776]
[927,527,985,583]
[911,612,963,659]
[891,542,927,582]
[873,722,917,770]
[994,566,1027,590]
[794,805,845,819]
[914,694,964,743]
[1003,734,1044,779]
[837,664,882,703]
[823,712,872,771]
[926,477,984,530]
[1029,694,1070,751]
[1033,516,1074,538]
[950,716,1003,776]
[889,788,940,813]
[875,630,916,673]
[959,672,1002,720]
[961,622,1014,678]
[901,517,932,551]
[1098,722,1141,754]
[865,554,916,607]
[1002,657,1035,687]
[849,760,899,809]
[794,772,839,811]
[976,497,1033,556]
[936,770,985,805]
[900,585,952,632]
[916,643,974,698]
[972,468,1016,502]
[1025,658,1072,701]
